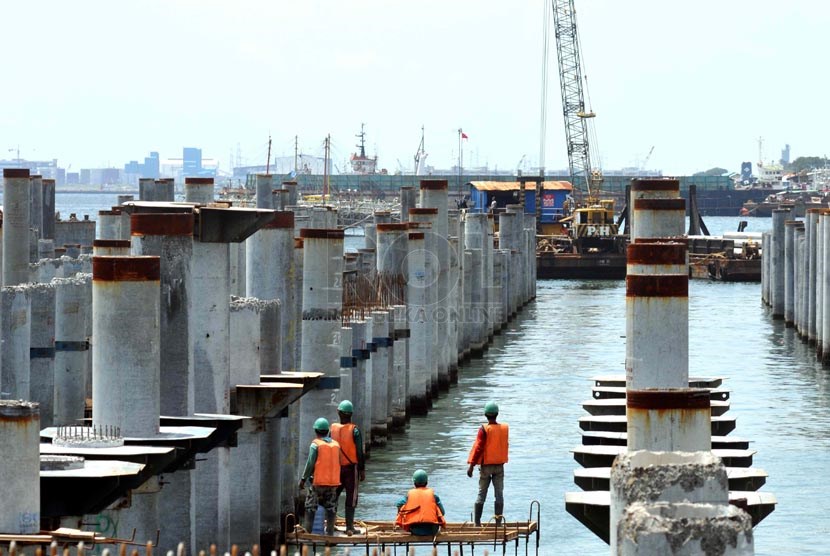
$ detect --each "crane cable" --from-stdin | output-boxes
[539,0,552,177]
[573,4,603,182]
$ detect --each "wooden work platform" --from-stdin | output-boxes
[288,518,540,553]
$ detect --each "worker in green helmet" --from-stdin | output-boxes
[395,469,446,536]
[329,399,365,536]
[299,417,341,535]
[467,401,509,526]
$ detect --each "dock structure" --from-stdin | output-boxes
[567,178,774,553]
[0,170,539,554]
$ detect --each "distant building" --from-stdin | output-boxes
[182,147,214,178]
[124,151,160,185]
[0,158,61,180]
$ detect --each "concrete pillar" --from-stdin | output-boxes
[298,228,344,472]
[405,230,430,414]
[1,286,31,399]
[369,310,390,446]
[338,326,355,402]
[447,211,461,379]
[29,283,56,428]
[52,275,91,426]
[42,178,56,241]
[348,320,371,452]
[230,241,246,297]
[282,181,298,206]
[0,401,40,534]
[37,239,54,261]
[246,211,295,374]
[461,250,473,357]
[408,210,439,395]
[96,210,122,240]
[617,502,754,555]
[796,228,806,335]
[92,256,160,437]
[610,451,730,553]
[156,178,176,202]
[255,174,274,209]
[392,304,409,426]
[465,213,488,352]
[784,221,798,326]
[817,211,827,353]
[29,175,43,240]
[419,179,450,390]
[117,194,134,206]
[626,242,688,389]
[626,389,711,451]
[498,210,517,318]
[807,209,820,338]
[3,169,31,286]
[629,178,681,241]
[93,239,131,256]
[823,217,830,361]
[185,177,215,204]
[761,232,770,306]
[772,208,791,320]
[400,186,417,222]
[272,188,289,210]
[130,212,195,418]
[376,223,408,306]
[229,298,274,550]
[139,178,155,202]
[190,235,231,549]
[364,224,377,251]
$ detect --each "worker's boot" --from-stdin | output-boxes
[325,509,337,536]
[303,509,316,533]
[494,502,504,527]
[345,506,356,536]
[474,502,484,527]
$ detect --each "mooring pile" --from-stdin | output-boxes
[0,170,536,555]
[565,178,775,554]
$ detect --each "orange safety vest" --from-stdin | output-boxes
[330,422,358,466]
[395,487,446,530]
[483,423,509,465]
[312,438,341,487]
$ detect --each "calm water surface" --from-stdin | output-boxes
[18,196,827,554]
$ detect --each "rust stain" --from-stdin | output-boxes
[630,178,679,192]
[131,213,194,236]
[377,223,410,232]
[633,198,686,211]
[299,228,345,240]
[3,168,30,178]
[98,209,122,216]
[92,256,160,281]
[262,211,295,230]
[93,240,131,248]
[408,232,425,240]
[419,179,449,190]
[627,389,710,410]
[409,208,439,215]
[294,238,304,248]
[185,177,214,185]
[627,242,686,264]
[626,274,688,297]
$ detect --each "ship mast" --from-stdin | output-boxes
[356,123,367,159]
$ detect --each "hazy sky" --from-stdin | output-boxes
[2,0,827,176]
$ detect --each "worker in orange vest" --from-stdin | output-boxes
[467,401,508,526]
[299,417,341,535]
[329,399,365,536]
[395,469,446,536]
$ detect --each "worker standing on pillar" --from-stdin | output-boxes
[330,400,365,536]
[467,401,509,526]
[299,417,341,535]
[395,469,446,536]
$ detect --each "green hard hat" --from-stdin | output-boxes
[412,469,428,486]
[313,417,330,433]
[484,401,499,416]
[338,400,354,414]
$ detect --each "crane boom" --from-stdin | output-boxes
[551,0,601,203]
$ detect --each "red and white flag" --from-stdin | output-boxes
[461,131,469,140]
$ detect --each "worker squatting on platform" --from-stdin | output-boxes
[395,469,447,536]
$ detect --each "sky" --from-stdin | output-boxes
[1,0,828,176]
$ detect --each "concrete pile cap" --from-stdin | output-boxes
[130,212,194,236]
[0,400,39,417]
[420,179,449,190]
[611,451,728,502]
[92,256,160,281]
[619,501,753,551]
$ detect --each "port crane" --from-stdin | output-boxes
[548,0,619,244]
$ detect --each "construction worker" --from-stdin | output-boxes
[395,469,446,536]
[329,399,365,536]
[299,417,341,535]
[467,401,509,526]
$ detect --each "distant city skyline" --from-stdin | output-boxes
[2,0,827,177]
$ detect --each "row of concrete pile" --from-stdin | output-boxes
[0,170,537,554]
[566,179,766,555]
[762,207,830,362]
